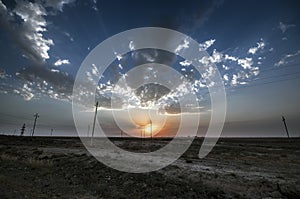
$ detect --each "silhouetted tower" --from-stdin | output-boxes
[32,113,39,136]
[282,116,290,138]
[91,101,99,145]
[20,123,26,136]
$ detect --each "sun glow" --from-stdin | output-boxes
[145,123,156,134]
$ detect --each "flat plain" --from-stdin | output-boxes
[0,135,299,198]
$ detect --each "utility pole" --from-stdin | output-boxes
[91,101,99,145]
[140,127,143,144]
[32,113,39,136]
[20,123,26,136]
[150,119,152,140]
[50,128,53,136]
[282,116,290,138]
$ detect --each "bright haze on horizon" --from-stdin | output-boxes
[0,0,299,137]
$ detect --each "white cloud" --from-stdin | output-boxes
[51,69,60,73]
[114,52,122,61]
[129,41,135,51]
[199,39,216,51]
[91,64,99,76]
[237,57,253,69]
[210,49,223,63]
[91,0,99,11]
[224,54,238,62]
[63,32,74,42]
[278,22,296,33]
[197,48,259,86]
[54,59,70,66]
[179,60,192,67]
[231,74,238,85]
[248,40,265,55]
[275,50,300,66]
[222,64,230,70]
[198,49,223,65]
[175,38,189,54]
[223,74,229,81]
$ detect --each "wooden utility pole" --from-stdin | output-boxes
[20,123,26,136]
[150,119,152,140]
[91,101,99,145]
[282,116,290,138]
[32,113,39,136]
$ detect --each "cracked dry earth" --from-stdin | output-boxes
[0,135,299,198]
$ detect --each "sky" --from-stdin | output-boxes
[0,0,300,137]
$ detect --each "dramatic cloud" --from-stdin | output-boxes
[278,22,296,33]
[0,0,53,63]
[54,59,71,66]
[0,0,75,63]
[0,0,77,101]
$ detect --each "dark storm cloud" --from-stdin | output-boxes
[0,0,77,101]
[0,0,53,63]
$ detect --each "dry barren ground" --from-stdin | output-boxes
[0,135,299,198]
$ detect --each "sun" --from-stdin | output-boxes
[144,124,156,135]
